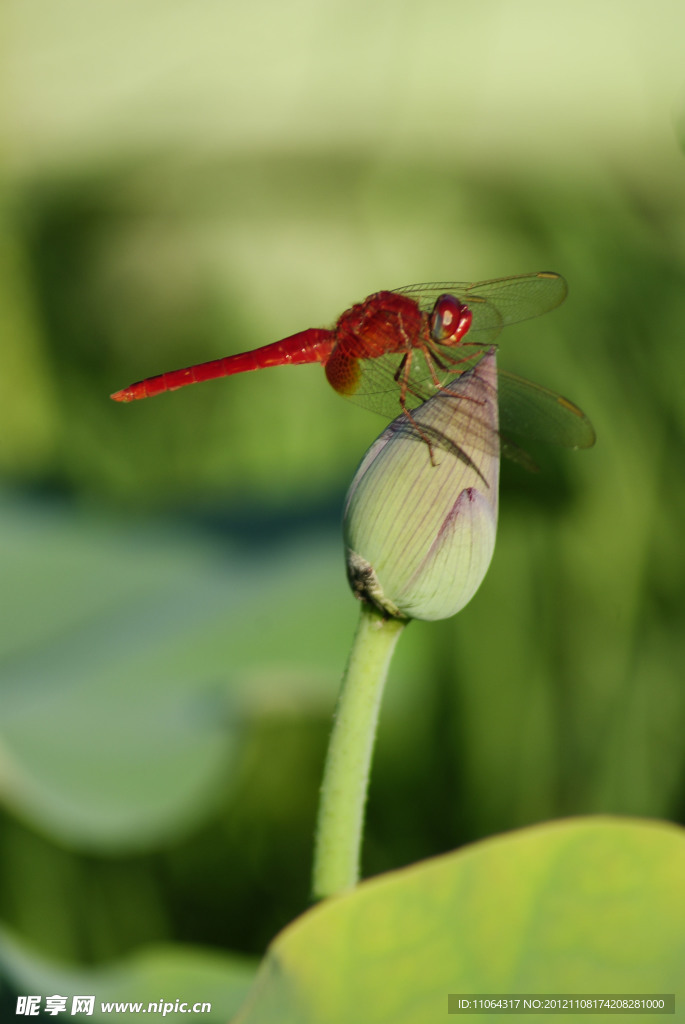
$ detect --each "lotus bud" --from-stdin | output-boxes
[343,350,500,621]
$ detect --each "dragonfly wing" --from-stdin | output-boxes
[394,281,504,341]
[341,350,439,418]
[340,342,490,412]
[342,354,594,461]
[394,272,567,337]
[498,370,596,449]
[340,350,501,459]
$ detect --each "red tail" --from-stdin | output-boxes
[111,328,335,402]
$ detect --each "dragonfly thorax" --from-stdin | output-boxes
[333,291,426,359]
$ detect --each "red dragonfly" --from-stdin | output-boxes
[111,272,595,461]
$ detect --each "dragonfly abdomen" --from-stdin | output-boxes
[111,328,335,401]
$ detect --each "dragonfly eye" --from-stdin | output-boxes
[429,295,472,346]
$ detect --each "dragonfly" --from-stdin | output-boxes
[111,272,595,465]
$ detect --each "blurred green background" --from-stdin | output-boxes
[2,0,685,1004]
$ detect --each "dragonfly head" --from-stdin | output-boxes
[429,294,473,347]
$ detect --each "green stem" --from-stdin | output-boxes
[312,602,406,900]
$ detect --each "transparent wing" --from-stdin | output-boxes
[498,370,596,449]
[394,272,568,341]
[339,354,594,463]
[343,347,481,416]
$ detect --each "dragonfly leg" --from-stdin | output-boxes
[399,397,438,465]
[392,352,409,386]
[423,342,491,413]
[423,345,450,389]
[393,349,439,465]
[393,343,492,468]
[431,339,489,375]
[394,344,451,393]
